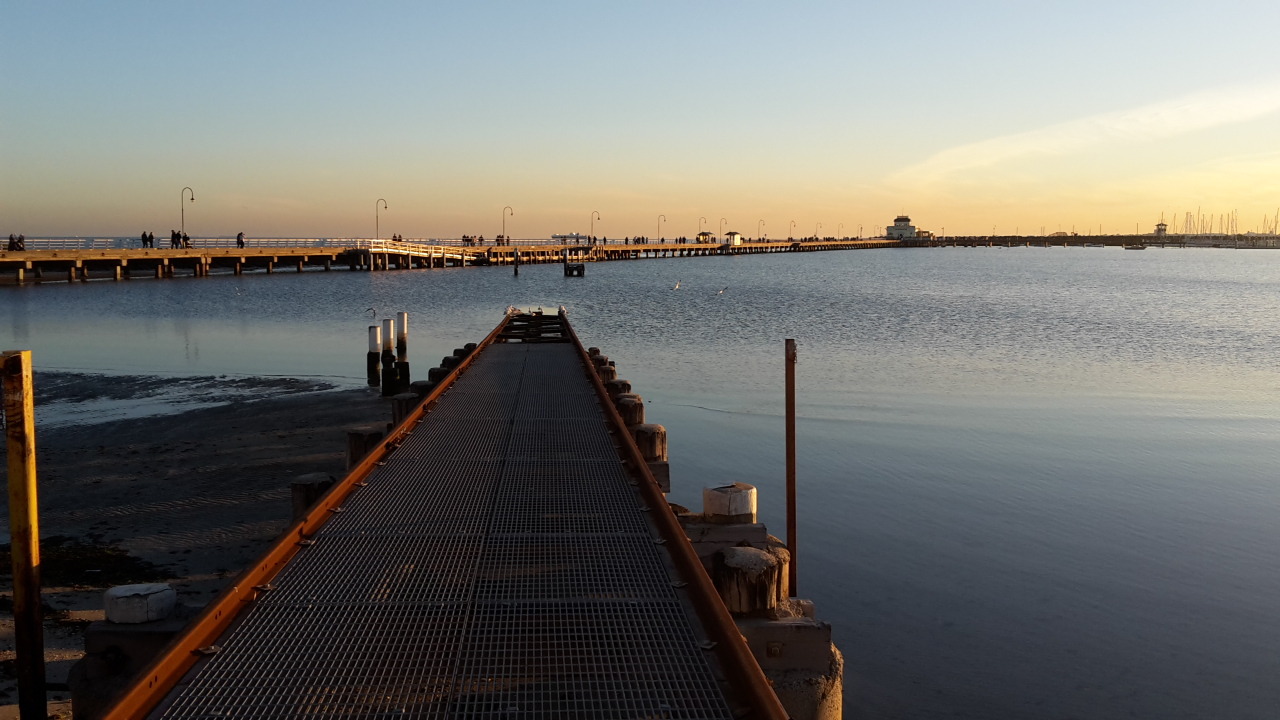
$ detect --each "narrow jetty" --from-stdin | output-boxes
[102,310,789,719]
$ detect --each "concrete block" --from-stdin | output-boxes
[103,583,176,624]
[647,460,670,493]
[702,482,757,523]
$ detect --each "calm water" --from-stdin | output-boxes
[4,247,1280,719]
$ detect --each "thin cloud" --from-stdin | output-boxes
[891,81,1280,186]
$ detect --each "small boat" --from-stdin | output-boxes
[1123,244,1147,250]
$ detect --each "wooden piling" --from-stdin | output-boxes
[3,350,46,720]
[367,326,381,387]
[380,319,398,396]
[785,338,797,596]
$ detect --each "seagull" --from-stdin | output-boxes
[673,281,681,290]
[716,287,727,295]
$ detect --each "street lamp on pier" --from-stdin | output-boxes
[814,222,822,240]
[719,217,727,241]
[699,216,707,238]
[789,220,796,239]
[838,223,844,240]
[758,219,765,240]
[658,214,666,240]
[375,198,388,241]
[503,206,513,241]
[180,187,195,235]
[590,211,601,239]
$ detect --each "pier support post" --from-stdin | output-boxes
[395,312,410,387]
[381,318,398,396]
[3,350,45,720]
[367,326,381,387]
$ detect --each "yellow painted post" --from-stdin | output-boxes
[3,350,45,719]
[785,339,797,597]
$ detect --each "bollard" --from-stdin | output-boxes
[427,366,450,383]
[409,380,435,398]
[381,318,398,396]
[440,355,461,370]
[588,347,601,357]
[591,354,610,370]
[367,326,381,387]
[597,364,617,382]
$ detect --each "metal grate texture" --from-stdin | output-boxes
[151,340,736,719]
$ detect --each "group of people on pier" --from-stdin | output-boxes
[6,233,26,251]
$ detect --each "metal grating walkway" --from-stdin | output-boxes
[147,340,739,719]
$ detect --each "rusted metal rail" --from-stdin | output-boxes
[106,310,787,719]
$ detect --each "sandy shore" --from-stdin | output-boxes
[0,374,392,718]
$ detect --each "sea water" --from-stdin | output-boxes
[3,247,1279,719]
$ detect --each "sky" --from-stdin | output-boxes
[4,0,1280,239]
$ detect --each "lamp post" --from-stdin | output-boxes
[814,222,822,240]
[503,206,513,241]
[699,216,707,239]
[838,223,844,240]
[375,198,388,241]
[180,186,195,235]
[789,220,796,239]
[719,217,727,241]
[859,224,863,239]
[658,214,666,240]
[758,219,765,240]
[590,210,601,239]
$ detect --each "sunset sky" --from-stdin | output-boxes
[5,1,1280,239]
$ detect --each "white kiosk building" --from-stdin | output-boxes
[886,215,917,239]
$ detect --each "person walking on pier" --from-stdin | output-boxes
[170,230,179,249]
[236,231,245,249]
[181,232,190,249]
[7,234,17,251]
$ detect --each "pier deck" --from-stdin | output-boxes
[107,311,785,719]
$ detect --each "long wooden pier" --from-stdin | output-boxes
[103,310,788,719]
[0,238,901,283]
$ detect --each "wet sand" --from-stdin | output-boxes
[0,375,392,718]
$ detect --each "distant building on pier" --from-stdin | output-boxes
[886,215,917,239]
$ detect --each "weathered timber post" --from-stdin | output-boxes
[380,318,398,396]
[346,426,384,469]
[632,423,670,493]
[367,325,381,387]
[514,248,520,276]
[395,311,410,386]
[3,350,46,720]
[291,473,336,522]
